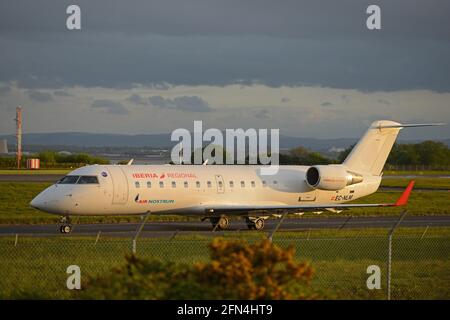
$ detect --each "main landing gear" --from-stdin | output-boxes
[246,217,265,230]
[210,216,230,230]
[204,216,266,231]
[59,216,72,234]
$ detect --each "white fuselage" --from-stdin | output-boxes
[30,164,381,217]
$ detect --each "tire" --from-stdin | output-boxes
[62,225,72,234]
[254,218,265,231]
[211,217,229,230]
[217,217,229,230]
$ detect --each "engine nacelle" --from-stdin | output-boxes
[306,165,363,191]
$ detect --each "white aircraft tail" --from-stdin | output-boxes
[343,120,445,176]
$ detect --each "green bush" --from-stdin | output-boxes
[79,239,316,300]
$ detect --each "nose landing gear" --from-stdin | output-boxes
[59,216,72,234]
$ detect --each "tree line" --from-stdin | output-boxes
[0,141,448,169]
[187,141,449,169]
[337,141,450,168]
[0,151,109,168]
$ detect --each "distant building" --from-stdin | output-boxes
[328,146,346,153]
[0,139,8,154]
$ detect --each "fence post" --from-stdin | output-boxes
[268,211,288,242]
[132,211,151,254]
[420,225,430,239]
[94,230,101,244]
[387,210,408,300]
[170,230,179,240]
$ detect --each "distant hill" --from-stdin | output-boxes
[0,132,449,152]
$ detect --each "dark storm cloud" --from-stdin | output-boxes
[27,90,53,102]
[0,0,449,91]
[2,0,448,39]
[149,96,213,112]
[91,99,129,115]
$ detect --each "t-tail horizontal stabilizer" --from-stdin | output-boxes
[375,123,446,129]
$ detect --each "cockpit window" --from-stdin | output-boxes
[58,175,99,184]
[77,176,99,184]
[58,175,80,184]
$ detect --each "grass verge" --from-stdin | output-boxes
[0,227,448,299]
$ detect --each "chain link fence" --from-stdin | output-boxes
[0,227,448,299]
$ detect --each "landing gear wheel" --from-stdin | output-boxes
[59,216,72,234]
[246,217,265,230]
[60,225,72,234]
[254,218,265,231]
[211,217,229,230]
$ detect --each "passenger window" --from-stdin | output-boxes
[135,181,140,188]
[147,181,151,188]
[58,175,80,184]
[229,181,234,188]
[207,181,212,188]
[240,181,245,188]
[218,181,223,188]
[273,180,278,185]
[196,181,200,188]
[262,180,267,187]
[172,181,176,188]
[251,181,255,188]
[184,181,188,188]
[159,181,164,188]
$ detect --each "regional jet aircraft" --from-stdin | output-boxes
[30,120,440,233]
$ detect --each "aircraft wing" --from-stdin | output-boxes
[205,181,415,215]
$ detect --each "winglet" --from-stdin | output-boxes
[394,181,415,206]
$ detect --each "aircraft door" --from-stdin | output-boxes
[214,175,225,194]
[107,166,129,204]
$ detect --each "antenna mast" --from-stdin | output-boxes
[15,106,22,169]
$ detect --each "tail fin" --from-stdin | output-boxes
[343,120,445,176]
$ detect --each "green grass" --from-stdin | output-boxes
[0,227,448,299]
[384,170,450,176]
[381,177,450,189]
[0,179,449,224]
[347,190,449,216]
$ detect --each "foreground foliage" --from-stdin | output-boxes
[80,238,315,299]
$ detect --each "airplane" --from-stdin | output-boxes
[30,120,442,234]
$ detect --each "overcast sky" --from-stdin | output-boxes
[0,0,449,139]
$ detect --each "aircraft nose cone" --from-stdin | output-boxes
[30,193,45,210]
[30,185,74,214]
[30,189,61,213]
